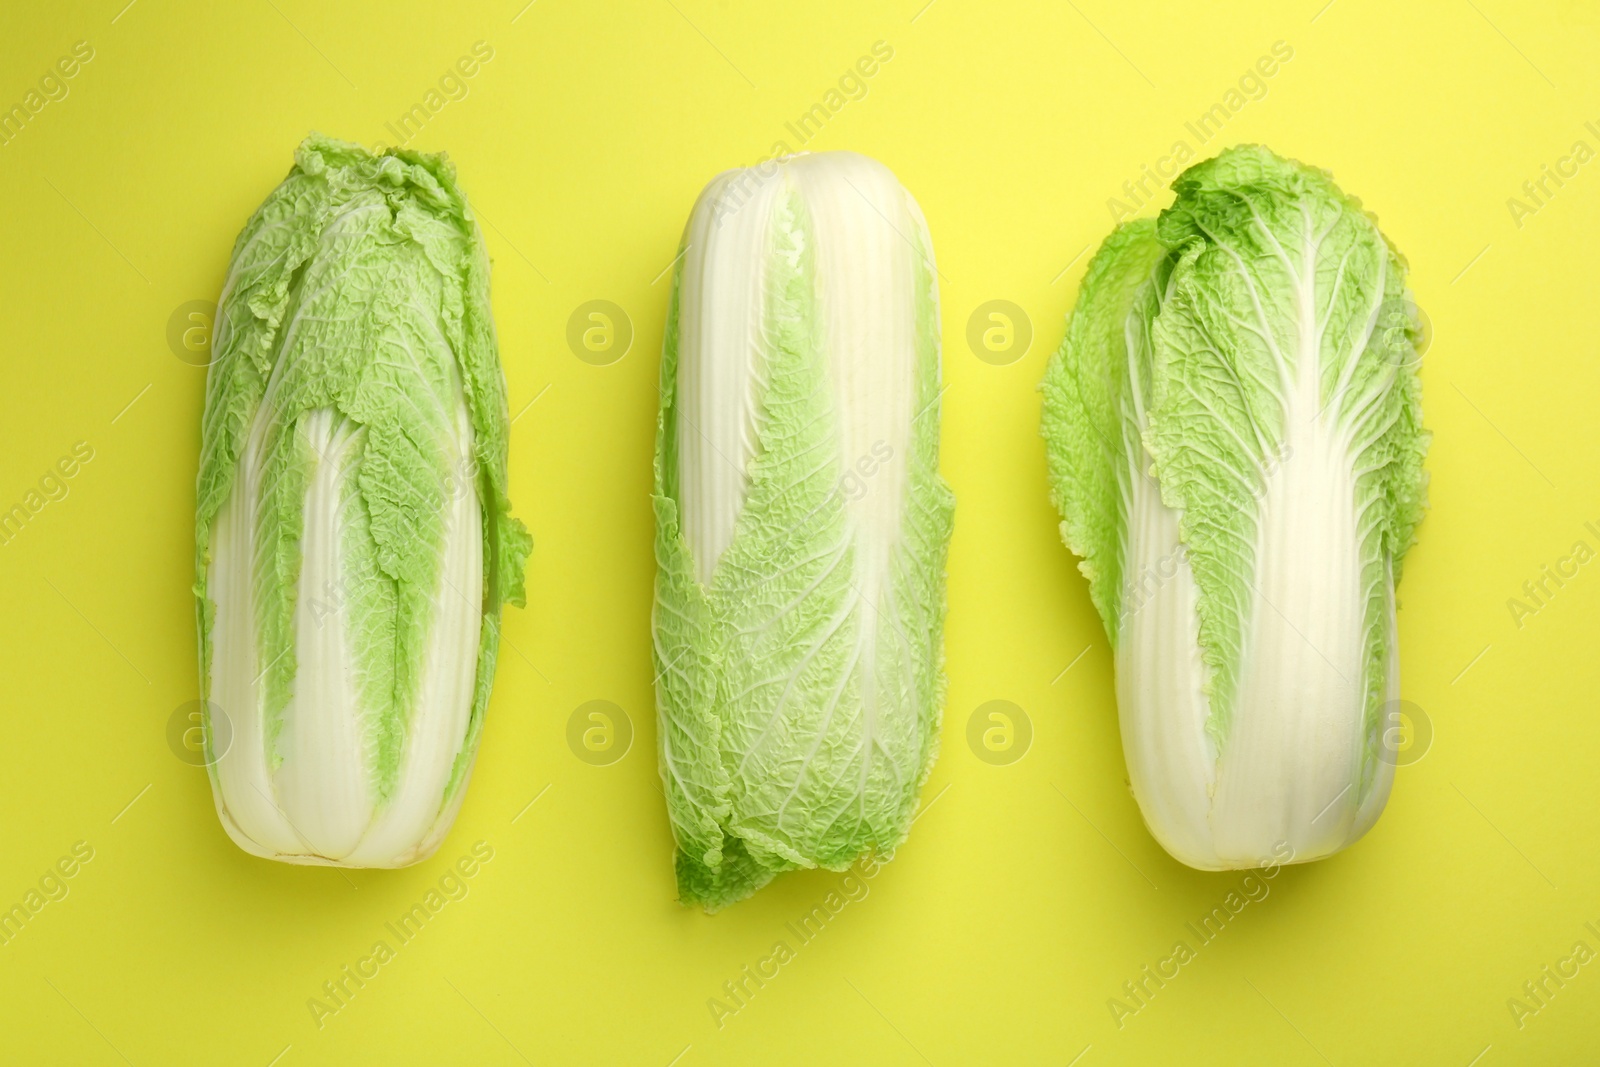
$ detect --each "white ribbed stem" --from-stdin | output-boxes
[673,152,924,592]
[208,399,482,868]
[1119,344,1396,869]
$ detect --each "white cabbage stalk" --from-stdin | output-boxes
[1042,146,1427,870]
[653,152,955,910]
[194,137,530,868]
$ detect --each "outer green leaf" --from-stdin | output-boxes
[1040,144,1428,870]
[1040,219,1171,639]
[1147,146,1425,749]
[195,135,530,867]
[655,153,953,911]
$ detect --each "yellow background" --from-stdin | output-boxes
[1,0,1597,1063]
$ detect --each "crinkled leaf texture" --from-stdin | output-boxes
[654,152,954,912]
[194,135,530,868]
[1041,146,1427,870]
